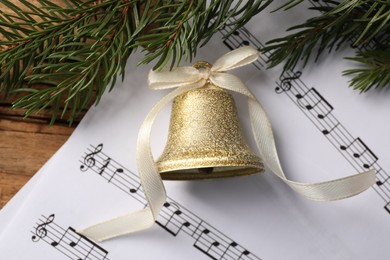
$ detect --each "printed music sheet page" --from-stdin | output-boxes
[1,2,390,259]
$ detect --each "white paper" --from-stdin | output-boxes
[1,2,390,259]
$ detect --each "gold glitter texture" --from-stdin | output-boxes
[157,83,264,180]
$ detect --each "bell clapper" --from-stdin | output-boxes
[198,167,214,174]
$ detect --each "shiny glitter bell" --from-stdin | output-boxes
[157,62,264,180]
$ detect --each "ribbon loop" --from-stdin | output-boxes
[212,46,259,72]
[79,46,376,242]
[148,67,201,89]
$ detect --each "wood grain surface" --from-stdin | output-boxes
[0,105,85,208]
[0,0,84,209]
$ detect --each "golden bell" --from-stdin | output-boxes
[157,64,264,180]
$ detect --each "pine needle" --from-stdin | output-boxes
[0,0,271,124]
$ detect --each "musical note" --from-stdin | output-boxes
[218,13,390,217]
[219,240,251,260]
[376,169,390,186]
[193,228,221,260]
[296,88,333,119]
[235,28,253,45]
[50,230,67,247]
[222,27,251,50]
[219,23,263,69]
[69,238,80,247]
[241,40,250,46]
[108,167,123,183]
[376,178,389,186]
[32,214,55,242]
[32,214,110,260]
[322,122,340,135]
[50,227,79,249]
[157,202,191,236]
[239,250,251,259]
[67,227,109,260]
[340,138,378,169]
[80,144,103,172]
[65,227,108,260]
[276,71,302,94]
[221,241,238,259]
[129,183,141,194]
[236,33,250,46]
[77,144,265,260]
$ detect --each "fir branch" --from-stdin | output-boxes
[344,48,390,92]
[0,0,271,124]
[263,0,390,79]
[1,0,132,124]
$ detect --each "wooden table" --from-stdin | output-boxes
[0,106,81,208]
[0,0,89,209]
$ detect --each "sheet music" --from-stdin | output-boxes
[32,214,110,260]
[1,1,390,259]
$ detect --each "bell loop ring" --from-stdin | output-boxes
[193,61,212,83]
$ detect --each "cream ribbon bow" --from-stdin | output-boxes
[79,46,376,242]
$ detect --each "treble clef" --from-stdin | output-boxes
[275,71,302,94]
[80,144,103,172]
[32,214,55,242]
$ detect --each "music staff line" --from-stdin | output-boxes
[221,17,345,126]
[220,26,266,69]
[79,150,210,234]
[274,76,390,201]
[221,17,340,127]
[275,61,390,205]
[33,216,108,260]
[80,145,261,260]
[275,77,379,166]
[221,20,382,171]
[32,214,109,260]
[158,203,250,260]
[218,16,390,212]
[220,20,357,145]
[81,153,147,207]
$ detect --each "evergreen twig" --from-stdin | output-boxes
[344,48,390,92]
[263,0,390,92]
[0,0,271,124]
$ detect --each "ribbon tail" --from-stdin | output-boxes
[77,208,154,242]
[209,65,375,201]
[78,84,202,242]
[248,98,376,201]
